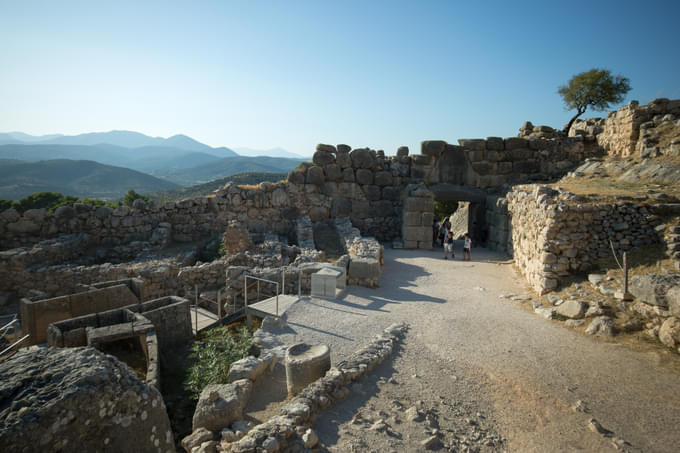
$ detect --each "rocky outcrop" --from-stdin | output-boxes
[0,347,174,453]
[597,98,680,158]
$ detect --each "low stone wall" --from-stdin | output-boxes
[507,185,663,294]
[335,217,384,287]
[21,283,141,345]
[181,321,408,452]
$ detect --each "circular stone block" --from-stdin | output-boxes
[285,343,331,396]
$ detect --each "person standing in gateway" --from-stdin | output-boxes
[462,232,472,261]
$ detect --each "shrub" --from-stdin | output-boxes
[184,325,252,400]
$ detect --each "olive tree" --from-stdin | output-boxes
[558,68,631,133]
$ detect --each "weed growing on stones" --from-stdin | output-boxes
[184,325,252,399]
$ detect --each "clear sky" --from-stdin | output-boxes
[1,0,678,156]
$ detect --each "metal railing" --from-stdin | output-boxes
[244,274,280,328]
[0,315,19,336]
[0,334,30,358]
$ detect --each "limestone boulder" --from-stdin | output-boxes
[355,168,374,185]
[348,257,381,280]
[227,354,276,383]
[630,274,680,308]
[397,146,409,156]
[182,427,215,453]
[0,347,174,453]
[659,317,680,349]
[306,166,325,186]
[313,149,335,166]
[585,316,615,336]
[557,300,588,319]
[350,148,375,169]
[668,286,680,317]
[421,140,447,156]
[336,151,352,168]
[192,379,253,432]
[7,220,40,234]
[287,170,305,185]
[324,163,342,181]
[54,205,76,219]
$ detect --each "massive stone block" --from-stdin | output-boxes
[0,347,174,453]
[192,379,253,432]
[421,140,447,157]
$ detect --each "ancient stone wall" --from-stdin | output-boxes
[485,195,511,253]
[507,185,664,294]
[596,98,680,157]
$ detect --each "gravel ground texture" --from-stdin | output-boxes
[257,245,680,452]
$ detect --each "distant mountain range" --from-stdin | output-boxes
[234,147,307,158]
[0,159,179,200]
[0,130,306,199]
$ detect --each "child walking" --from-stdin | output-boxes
[444,231,455,259]
[462,232,472,261]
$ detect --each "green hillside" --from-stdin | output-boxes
[148,172,288,201]
[157,156,303,186]
[0,159,180,200]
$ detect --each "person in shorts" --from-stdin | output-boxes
[462,232,472,261]
[444,231,455,259]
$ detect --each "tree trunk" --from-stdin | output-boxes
[563,107,586,134]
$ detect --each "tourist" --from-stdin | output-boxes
[444,231,455,260]
[463,232,472,261]
[439,221,447,246]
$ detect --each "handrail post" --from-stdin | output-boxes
[298,270,301,298]
[244,274,251,329]
[275,283,280,317]
[282,269,285,296]
[194,285,198,335]
[217,288,222,320]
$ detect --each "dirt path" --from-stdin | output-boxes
[265,246,680,452]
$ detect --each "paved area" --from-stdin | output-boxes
[272,246,680,452]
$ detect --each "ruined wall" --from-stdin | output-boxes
[597,98,680,157]
[485,195,511,253]
[507,185,663,294]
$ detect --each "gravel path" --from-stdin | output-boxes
[269,246,680,452]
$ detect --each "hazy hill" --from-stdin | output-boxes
[157,156,303,186]
[0,159,180,200]
[149,172,288,201]
[0,143,225,174]
[234,146,307,158]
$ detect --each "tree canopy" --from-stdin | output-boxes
[558,68,631,132]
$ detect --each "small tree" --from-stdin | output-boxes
[558,68,631,133]
[123,189,150,207]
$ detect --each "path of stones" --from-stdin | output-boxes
[251,246,680,452]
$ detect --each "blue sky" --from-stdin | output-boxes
[1,0,678,156]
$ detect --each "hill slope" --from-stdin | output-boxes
[0,159,180,200]
[158,156,304,186]
[148,172,288,201]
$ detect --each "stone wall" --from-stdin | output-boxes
[20,283,141,345]
[485,195,511,253]
[596,98,680,157]
[507,185,664,294]
[400,185,435,249]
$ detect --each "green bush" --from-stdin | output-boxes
[123,189,150,207]
[184,325,252,400]
[434,200,458,222]
[0,191,122,214]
